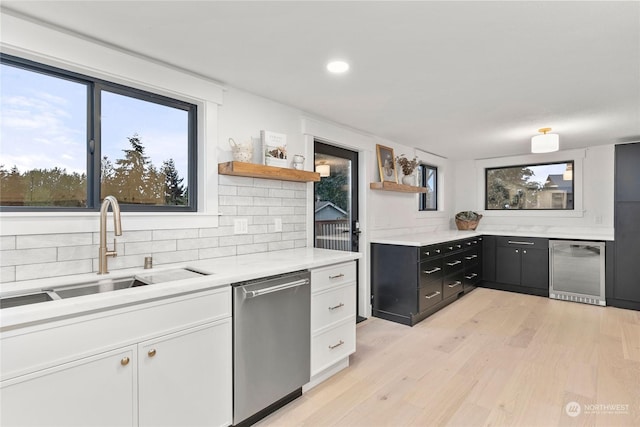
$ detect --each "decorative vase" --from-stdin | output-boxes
[401,173,415,186]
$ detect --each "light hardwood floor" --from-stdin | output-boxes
[257,287,640,427]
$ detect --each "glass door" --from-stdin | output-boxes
[314,141,359,252]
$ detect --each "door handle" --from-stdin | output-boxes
[243,279,309,298]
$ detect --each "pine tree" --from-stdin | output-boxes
[162,159,186,205]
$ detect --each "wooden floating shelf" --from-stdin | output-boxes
[369,181,427,193]
[218,161,321,182]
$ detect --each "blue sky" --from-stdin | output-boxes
[0,63,188,180]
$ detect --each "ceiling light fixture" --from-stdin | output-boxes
[316,164,330,177]
[531,127,559,153]
[326,60,349,74]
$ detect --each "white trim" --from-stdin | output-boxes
[475,148,586,218]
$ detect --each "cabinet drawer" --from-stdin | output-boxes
[443,253,464,275]
[420,244,443,260]
[462,238,482,249]
[496,236,549,248]
[464,266,481,286]
[311,262,356,292]
[443,272,464,299]
[443,241,464,253]
[419,281,443,312]
[311,283,356,332]
[419,259,443,285]
[311,319,355,376]
[462,248,480,268]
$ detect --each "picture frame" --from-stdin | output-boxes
[376,144,398,183]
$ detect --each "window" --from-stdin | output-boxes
[0,54,197,211]
[485,161,574,210]
[418,163,437,211]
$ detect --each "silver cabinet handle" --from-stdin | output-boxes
[425,291,441,299]
[446,260,462,266]
[466,242,472,246]
[329,273,345,279]
[508,240,535,245]
[328,302,344,311]
[465,255,478,260]
[435,249,441,253]
[424,251,430,256]
[448,246,454,250]
[456,244,462,249]
[328,340,344,350]
[465,273,478,279]
[448,281,462,288]
[423,267,441,274]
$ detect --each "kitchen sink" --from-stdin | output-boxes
[50,276,146,299]
[0,291,57,309]
[0,268,208,309]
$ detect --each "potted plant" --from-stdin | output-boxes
[395,154,419,185]
[455,211,483,230]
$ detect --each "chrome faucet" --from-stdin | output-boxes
[98,195,122,275]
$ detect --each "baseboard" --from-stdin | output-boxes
[303,357,350,392]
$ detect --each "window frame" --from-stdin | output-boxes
[418,163,438,211]
[0,53,197,212]
[484,160,575,211]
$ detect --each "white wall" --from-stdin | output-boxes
[453,144,615,239]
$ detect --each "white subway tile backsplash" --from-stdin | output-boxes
[153,229,198,240]
[219,234,254,247]
[1,236,16,251]
[17,260,92,281]
[219,195,254,206]
[1,266,16,283]
[18,233,92,249]
[57,245,98,261]
[237,243,269,255]
[1,248,57,267]
[200,246,237,259]
[177,237,219,250]
[268,240,295,251]
[237,186,269,197]
[2,177,309,283]
[153,250,199,265]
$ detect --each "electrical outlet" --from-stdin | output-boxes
[234,218,248,234]
[274,218,282,232]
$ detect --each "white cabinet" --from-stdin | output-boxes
[1,287,232,427]
[307,261,356,389]
[138,320,232,427]
[1,346,137,427]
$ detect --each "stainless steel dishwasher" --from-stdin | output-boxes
[232,270,310,427]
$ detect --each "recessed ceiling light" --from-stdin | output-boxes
[327,60,349,74]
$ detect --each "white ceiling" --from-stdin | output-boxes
[2,1,639,160]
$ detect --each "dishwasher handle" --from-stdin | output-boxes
[243,278,309,298]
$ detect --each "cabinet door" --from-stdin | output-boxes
[482,235,496,282]
[1,347,136,427]
[614,203,640,302]
[521,248,549,289]
[496,246,521,285]
[138,320,232,427]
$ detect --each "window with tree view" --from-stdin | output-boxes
[485,161,574,210]
[0,55,196,211]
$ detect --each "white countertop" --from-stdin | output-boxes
[1,248,361,331]
[370,228,613,247]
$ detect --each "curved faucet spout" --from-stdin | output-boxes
[98,195,122,274]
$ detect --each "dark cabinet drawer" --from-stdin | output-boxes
[420,244,443,260]
[496,236,549,249]
[443,272,464,299]
[443,254,464,275]
[463,267,481,289]
[462,248,480,268]
[443,241,464,253]
[420,259,443,285]
[419,281,443,312]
